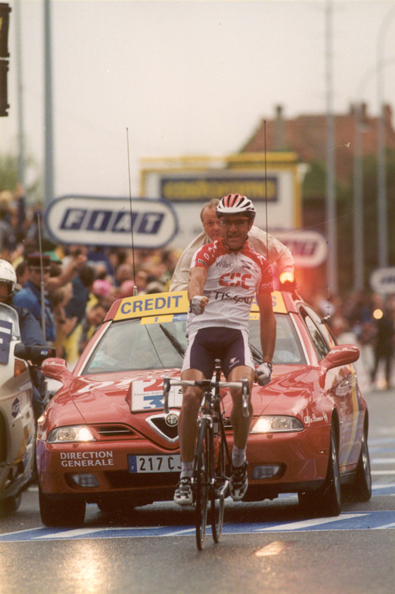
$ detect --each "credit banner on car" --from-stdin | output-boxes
[115,292,190,321]
[44,195,178,248]
[114,291,286,321]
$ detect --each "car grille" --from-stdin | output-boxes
[91,424,137,440]
[146,413,179,443]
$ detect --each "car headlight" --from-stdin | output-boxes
[47,425,96,443]
[250,416,304,433]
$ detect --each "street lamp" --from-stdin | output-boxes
[325,0,337,295]
[354,57,395,291]
[44,0,54,208]
[376,5,395,268]
[353,102,364,291]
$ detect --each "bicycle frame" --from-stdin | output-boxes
[163,360,250,549]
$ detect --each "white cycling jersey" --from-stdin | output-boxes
[187,238,273,336]
[169,226,293,292]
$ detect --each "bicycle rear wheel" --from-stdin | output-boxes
[211,424,228,543]
[194,418,210,551]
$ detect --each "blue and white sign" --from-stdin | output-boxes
[370,267,395,295]
[44,195,178,249]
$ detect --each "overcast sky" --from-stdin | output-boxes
[1,0,395,200]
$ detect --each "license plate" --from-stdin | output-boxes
[128,455,181,473]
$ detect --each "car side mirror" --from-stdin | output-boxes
[321,344,360,372]
[14,343,56,365]
[41,357,72,385]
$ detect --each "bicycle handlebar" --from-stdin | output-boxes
[162,377,250,417]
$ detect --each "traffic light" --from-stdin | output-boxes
[0,2,11,117]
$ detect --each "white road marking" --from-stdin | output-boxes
[375,522,395,530]
[256,513,366,532]
[165,528,195,537]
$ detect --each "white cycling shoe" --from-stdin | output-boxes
[230,461,248,501]
[174,476,193,506]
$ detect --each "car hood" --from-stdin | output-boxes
[64,364,315,427]
[249,364,316,418]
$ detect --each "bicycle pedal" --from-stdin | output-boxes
[214,479,229,498]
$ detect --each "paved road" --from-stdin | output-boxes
[0,387,394,594]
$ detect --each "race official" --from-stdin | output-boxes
[13,254,56,344]
[174,194,276,506]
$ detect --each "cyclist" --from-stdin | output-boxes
[174,194,276,506]
[169,198,295,292]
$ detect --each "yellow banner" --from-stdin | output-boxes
[115,292,189,321]
[114,291,286,321]
[160,177,277,202]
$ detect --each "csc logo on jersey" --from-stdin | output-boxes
[219,272,252,289]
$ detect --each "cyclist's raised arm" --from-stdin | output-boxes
[188,265,207,300]
[188,267,209,315]
[256,292,276,364]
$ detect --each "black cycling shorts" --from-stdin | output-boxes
[182,326,254,379]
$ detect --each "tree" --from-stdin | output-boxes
[302,160,353,296]
[301,152,395,296]
[0,151,42,203]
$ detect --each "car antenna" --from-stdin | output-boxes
[37,211,47,342]
[264,119,269,259]
[322,283,332,323]
[126,127,138,296]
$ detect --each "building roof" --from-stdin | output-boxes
[241,104,395,183]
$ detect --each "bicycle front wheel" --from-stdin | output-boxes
[211,424,228,543]
[194,418,210,551]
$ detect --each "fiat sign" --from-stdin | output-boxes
[44,195,178,248]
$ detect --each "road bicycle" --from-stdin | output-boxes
[163,360,249,550]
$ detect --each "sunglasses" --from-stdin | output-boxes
[219,217,250,228]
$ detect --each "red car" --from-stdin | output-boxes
[37,290,371,527]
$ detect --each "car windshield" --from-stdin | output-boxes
[82,313,306,375]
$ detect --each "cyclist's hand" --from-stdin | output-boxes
[255,362,272,386]
[189,295,209,315]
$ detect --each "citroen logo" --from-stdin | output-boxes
[165,413,179,428]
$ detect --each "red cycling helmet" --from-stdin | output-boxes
[216,194,256,219]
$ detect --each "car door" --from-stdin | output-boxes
[298,305,360,471]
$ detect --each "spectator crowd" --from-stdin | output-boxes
[1,187,394,390]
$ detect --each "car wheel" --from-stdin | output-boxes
[299,428,341,517]
[349,427,372,502]
[39,486,86,528]
[0,494,22,515]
